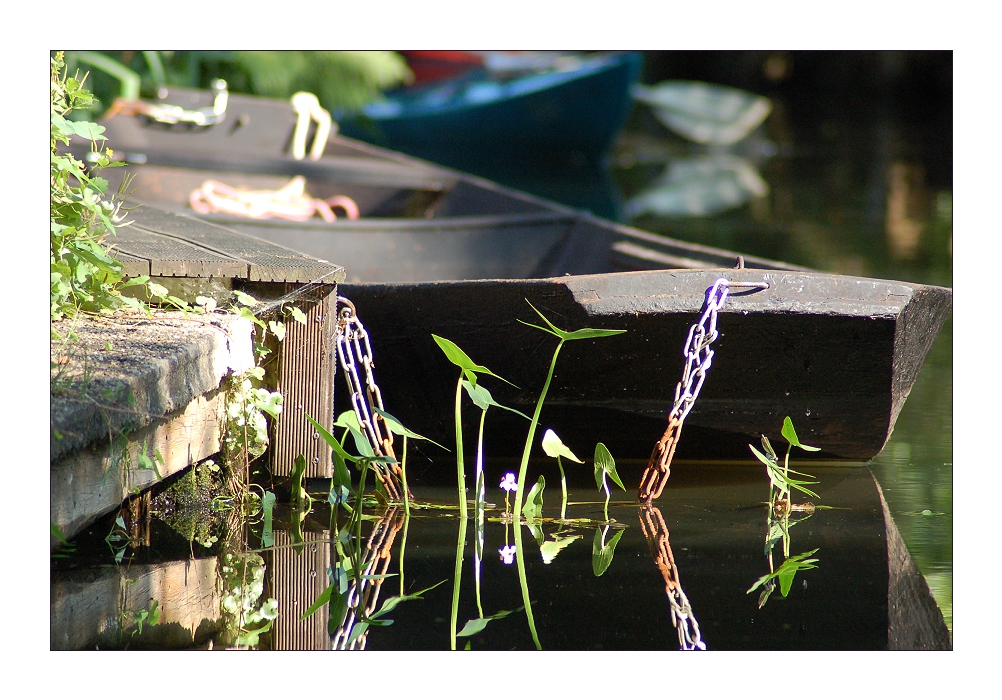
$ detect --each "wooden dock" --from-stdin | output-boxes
[51,204,346,546]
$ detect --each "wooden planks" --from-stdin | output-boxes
[117,205,345,285]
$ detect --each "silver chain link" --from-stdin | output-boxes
[639,277,769,503]
[334,296,408,501]
[335,296,392,459]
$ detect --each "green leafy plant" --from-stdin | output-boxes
[749,416,820,500]
[510,302,625,529]
[50,51,152,322]
[432,334,512,523]
[507,302,625,649]
[521,475,546,521]
[593,442,626,522]
[374,406,448,515]
[747,417,824,608]
[457,607,522,640]
[541,429,583,521]
[223,366,283,463]
[131,599,161,637]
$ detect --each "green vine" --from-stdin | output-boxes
[50,51,153,323]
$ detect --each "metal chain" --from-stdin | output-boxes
[639,506,705,650]
[334,296,407,501]
[331,507,404,649]
[639,278,769,503]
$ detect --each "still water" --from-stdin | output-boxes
[49,72,952,650]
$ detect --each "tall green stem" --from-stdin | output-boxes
[557,456,567,521]
[512,340,563,518]
[401,434,411,518]
[510,339,563,650]
[454,375,467,520]
[474,409,487,620]
[603,480,611,522]
[399,509,410,599]
[399,436,410,598]
[450,513,468,650]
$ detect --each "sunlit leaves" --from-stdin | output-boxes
[593,442,625,491]
[461,380,530,420]
[781,416,821,452]
[432,334,511,385]
[374,407,449,450]
[521,475,546,521]
[541,429,583,463]
[519,300,627,342]
[457,607,522,638]
[749,443,820,499]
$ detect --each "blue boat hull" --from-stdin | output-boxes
[338,52,643,167]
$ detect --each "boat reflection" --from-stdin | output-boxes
[638,505,704,650]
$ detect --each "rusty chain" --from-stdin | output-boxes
[639,506,704,650]
[639,277,769,503]
[332,507,404,650]
[335,296,409,501]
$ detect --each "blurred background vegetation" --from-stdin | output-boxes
[61,50,413,120]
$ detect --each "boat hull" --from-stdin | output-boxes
[80,89,953,464]
[339,269,951,463]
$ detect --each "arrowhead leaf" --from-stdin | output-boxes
[541,429,583,462]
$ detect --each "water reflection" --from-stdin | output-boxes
[638,506,704,650]
[328,506,405,650]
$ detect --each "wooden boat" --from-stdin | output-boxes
[82,88,953,464]
[335,51,643,168]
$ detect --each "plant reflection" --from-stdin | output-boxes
[638,505,705,650]
[747,490,820,609]
[746,418,823,608]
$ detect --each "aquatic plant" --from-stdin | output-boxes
[432,334,512,521]
[375,406,447,515]
[521,475,546,522]
[510,302,625,520]
[749,416,820,501]
[500,472,517,516]
[748,417,823,608]
[541,429,583,521]
[593,442,625,522]
[509,302,625,648]
[462,382,529,513]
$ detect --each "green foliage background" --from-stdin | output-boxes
[62,51,413,120]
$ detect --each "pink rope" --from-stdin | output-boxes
[189,177,360,222]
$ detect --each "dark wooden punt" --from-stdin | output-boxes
[85,89,952,462]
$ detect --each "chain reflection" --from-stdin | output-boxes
[638,505,704,650]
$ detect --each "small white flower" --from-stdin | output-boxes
[499,544,517,565]
[500,473,518,492]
